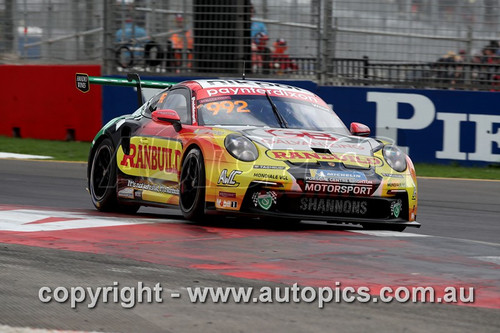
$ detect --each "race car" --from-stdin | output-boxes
[78,74,419,231]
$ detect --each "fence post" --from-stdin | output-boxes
[363,55,369,83]
[102,0,114,75]
[319,0,333,85]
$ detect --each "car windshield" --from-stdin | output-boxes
[197,94,349,134]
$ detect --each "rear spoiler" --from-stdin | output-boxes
[75,73,175,107]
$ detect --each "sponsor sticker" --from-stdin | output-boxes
[381,173,404,178]
[299,198,368,215]
[304,182,374,195]
[308,169,367,183]
[218,169,242,186]
[252,191,277,210]
[219,191,237,198]
[253,172,289,181]
[127,179,179,195]
[391,199,403,218]
[117,187,134,199]
[253,165,286,170]
[75,73,89,93]
[216,198,238,209]
[117,137,183,182]
[266,150,383,167]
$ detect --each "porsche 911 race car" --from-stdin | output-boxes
[77,73,419,231]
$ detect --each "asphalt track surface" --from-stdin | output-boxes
[0,159,499,332]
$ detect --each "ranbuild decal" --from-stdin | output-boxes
[266,150,383,166]
[117,137,183,182]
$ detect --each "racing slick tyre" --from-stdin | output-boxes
[362,223,406,232]
[89,138,139,214]
[144,41,164,67]
[180,148,206,221]
[115,45,134,68]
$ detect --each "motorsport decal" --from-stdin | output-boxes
[127,180,179,195]
[266,150,383,167]
[304,182,374,195]
[117,137,183,182]
[304,170,375,195]
[299,198,368,215]
[217,169,242,186]
[252,191,277,210]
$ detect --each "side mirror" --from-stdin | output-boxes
[350,122,370,137]
[152,109,182,132]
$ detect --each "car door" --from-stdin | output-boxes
[116,87,192,206]
[139,87,191,183]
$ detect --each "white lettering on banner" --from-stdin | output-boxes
[367,92,435,153]
[436,113,468,160]
[367,92,500,163]
[469,114,500,162]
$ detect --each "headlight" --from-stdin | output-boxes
[224,134,259,162]
[383,145,407,172]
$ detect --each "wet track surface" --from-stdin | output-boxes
[0,159,499,332]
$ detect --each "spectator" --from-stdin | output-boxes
[271,38,298,74]
[252,32,271,74]
[115,17,148,66]
[170,14,193,70]
[251,5,268,44]
[116,17,147,43]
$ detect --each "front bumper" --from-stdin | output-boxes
[208,181,420,228]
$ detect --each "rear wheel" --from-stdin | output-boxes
[89,138,139,214]
[115,45,134,68]
[179,148,206,221]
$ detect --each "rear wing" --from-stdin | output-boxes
[76,73,176,107]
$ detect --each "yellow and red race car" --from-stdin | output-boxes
[81,75,419,231]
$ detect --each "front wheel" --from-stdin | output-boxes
[89,138,139,214]
[179,148,206,221]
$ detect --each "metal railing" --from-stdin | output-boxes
[328,57,500,90]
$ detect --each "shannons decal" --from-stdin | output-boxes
[117,137,183,182]
[252,191,277,210]
[266,150,383,166]
[299,198,368,215]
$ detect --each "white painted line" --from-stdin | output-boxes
[352,230,431,237]
[474,256,500,265]
[0,152,53,159]
[0,209,154,232]
[0,324,103,333]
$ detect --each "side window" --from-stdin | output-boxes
[156,88,191,124]
[142,91,164,117]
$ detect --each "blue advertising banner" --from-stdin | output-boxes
[102,76,500,165]
[316,87,500,165]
